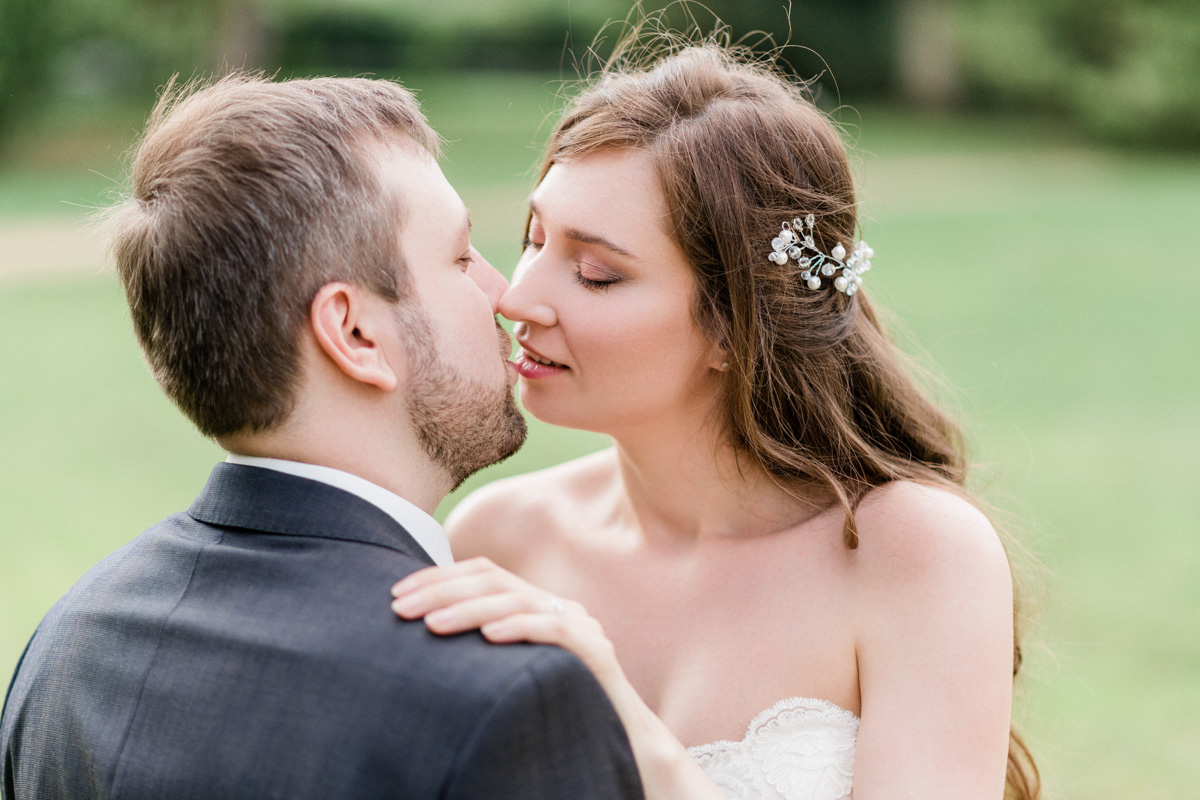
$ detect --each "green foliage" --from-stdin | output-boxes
[958,0,1200,147]
[5,0,1200,152]
[275,5,598,75]
[638,0,897,95]
[0,0,63,139]
[271,0,896,97]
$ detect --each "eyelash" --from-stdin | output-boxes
[523,237,620,292]
[574,271,617,291]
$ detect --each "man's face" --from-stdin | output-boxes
[376,143,526,486]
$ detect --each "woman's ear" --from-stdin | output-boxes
[708,342,730,371]
[309,283,399,391]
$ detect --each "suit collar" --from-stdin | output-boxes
[188,463,437,567]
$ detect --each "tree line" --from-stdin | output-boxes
[1,0,1196,148]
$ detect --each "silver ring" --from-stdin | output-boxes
[548,597,565,616]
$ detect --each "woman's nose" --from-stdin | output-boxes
[499,258,556,329]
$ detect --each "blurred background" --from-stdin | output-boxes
[1,1,1197,797]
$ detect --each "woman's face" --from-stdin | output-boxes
[499,148,722,435]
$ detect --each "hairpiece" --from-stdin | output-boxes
[767,215,873,296]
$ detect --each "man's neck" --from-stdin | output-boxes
[219,424,450,516]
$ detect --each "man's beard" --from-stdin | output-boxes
[399,307,526,490]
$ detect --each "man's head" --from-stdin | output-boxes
[366,141,528,488]
[105,74,525,488]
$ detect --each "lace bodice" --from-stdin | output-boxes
[688,697,859,799]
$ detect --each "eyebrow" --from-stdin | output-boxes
[528,199,640,261]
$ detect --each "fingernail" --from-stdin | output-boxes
[427,609,454,627]
[392,594,420,616]
[391,580,413,597]
[482,621,509,638]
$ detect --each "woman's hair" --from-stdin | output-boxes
[535,32,1039,799]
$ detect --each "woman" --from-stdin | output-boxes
[391,41,1039,799]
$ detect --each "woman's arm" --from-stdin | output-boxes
[850,483,1015,799]
[391,557,728,800]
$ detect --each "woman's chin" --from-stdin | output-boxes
[517,386,603,434]
[520,404,590,432]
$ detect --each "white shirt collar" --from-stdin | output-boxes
[224,454,453,567]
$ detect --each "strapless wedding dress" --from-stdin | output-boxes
[688,697,859,799]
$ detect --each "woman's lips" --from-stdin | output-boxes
[513,348,568,379]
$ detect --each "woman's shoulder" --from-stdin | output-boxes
[847,482,1017,750]
[850,481,1011,592]
[444,448,618,564]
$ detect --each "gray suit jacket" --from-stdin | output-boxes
[1,463,643,799]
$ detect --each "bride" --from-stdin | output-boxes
[390,40,1039,800]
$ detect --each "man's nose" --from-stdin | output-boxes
[468,253,509,312]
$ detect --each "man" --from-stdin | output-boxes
[0,75,642,799]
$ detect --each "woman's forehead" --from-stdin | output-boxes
[534,151,674,240]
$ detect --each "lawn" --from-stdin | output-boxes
[1,71,1198,799]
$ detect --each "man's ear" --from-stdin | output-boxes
[309,282,399,391]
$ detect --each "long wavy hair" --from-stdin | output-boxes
[534,33,1039,800]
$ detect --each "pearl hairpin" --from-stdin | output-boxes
[767,214,873,296]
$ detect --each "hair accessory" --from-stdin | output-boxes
[767,215,873,296]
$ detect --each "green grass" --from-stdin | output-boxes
[2,74,1198,799]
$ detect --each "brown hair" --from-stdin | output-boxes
[102,74,440,438]
[537,39,1039,799]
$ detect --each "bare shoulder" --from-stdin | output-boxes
[444,448,618,566]
[851,481,1012,597]
[848,485,1016,793]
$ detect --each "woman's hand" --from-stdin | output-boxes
[390,557,622,685]
[390,557,728,800]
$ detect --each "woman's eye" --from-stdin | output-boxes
[522,237,543,251]
[574,268,620,292]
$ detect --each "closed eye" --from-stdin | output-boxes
[574,268,620,291]
[523,235,618,290]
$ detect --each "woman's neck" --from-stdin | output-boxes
[609,414,828,548]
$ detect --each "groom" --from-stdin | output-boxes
[0,76,642,799]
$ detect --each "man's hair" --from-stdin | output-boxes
[102,74,441,438]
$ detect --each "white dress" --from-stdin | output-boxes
[688,697,859,799]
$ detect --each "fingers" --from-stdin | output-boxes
[390,557,565,638]
[387,560,615,677]
[482,612,566,643]
[481,609,618,681]
[391,557,516,618]
[392,570,514,619]
[480,598,598,644]
[390,556,498,597]
[419,592,548,636]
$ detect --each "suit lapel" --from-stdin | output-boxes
[187,463,437,567]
